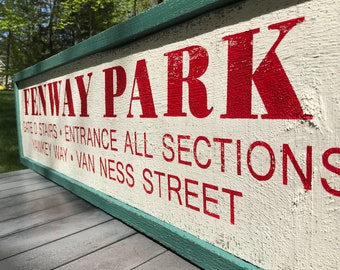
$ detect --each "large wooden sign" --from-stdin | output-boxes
[15,0,339,269]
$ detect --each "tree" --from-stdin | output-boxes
[0,0,65,79]
[0,0,161,83]
[58,0,160,44]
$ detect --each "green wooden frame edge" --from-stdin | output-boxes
[13,0,242,82]
[18,156,260,270]
[14,82,24,159]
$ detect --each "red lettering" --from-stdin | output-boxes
[221,17,309,120]
[62,79,75,117]
[127,59,157,118]
[37,85,46,115]
[221,28,259,119]
[142,168,153,194]
[109,129,118,151]
[24,86,46,116]
[185,178,200,212]
[116,161,125,183]
[178,135,191,166]
[321,148,340,197]
[164,46,213,118]
[221,188,243,224]
[193,136,211,169]
[108,159,116,181]
[47,80,61,116]
[100,158,134,187]
[75,72,93,117]
[282,144,312,190]
[103,66,126,117]
[202,183,219,219]
[167,174,182,205]
[237,139,242,175]
[143,132,153,158]
[101,128,109,150]
[24,88,30,115]
[124,131,133,154]
[213,138,232,173]
[126,164,135,187]
[134,132,143,157]
[30,87,38,115]
[162,133,175,162]
[247,141,275,181]
[154,170,166,198]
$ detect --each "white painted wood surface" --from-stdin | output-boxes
[15,0,340,268]
[0,169,199,270]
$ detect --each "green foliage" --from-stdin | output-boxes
[58,0,133,43]
[57,0,161,43]
[0,91,26,172]
[0,0,70,84]
[0,0,161,77]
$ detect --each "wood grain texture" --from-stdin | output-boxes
[0,209,112,260]
[0,169,200,270]
[0,185,67,209]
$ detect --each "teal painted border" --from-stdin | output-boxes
[14,0,241,82]
[14,82,24,159]
[19,156,260,270]
[14,0,261,269]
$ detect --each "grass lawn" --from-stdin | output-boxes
[0,90,27,172]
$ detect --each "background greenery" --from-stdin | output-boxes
[0,0,163,88]
[0,90,26,172]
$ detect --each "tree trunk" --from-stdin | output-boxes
[5,31,11,88]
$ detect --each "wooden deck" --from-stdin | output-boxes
[0,169,200,270]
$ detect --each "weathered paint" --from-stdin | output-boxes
[15,0,339,269]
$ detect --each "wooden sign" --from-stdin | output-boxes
[15,0,339,269]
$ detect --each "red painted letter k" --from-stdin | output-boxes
[221,17,311,120]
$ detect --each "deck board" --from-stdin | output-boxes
[0,169,34,179]
[0,209,112,260]
[0,191,79,222]
[0,220,136,270]
[56,233,166,270]
[0,181,56,199]
[0,186,67,209]
[0,199,91,237]
[0,170,200,269]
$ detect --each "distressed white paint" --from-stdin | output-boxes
[17,0,339,269]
